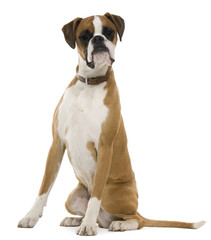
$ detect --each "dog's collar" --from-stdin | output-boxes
[76,68,112,85]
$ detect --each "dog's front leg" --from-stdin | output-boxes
[18,133,65,228]
[77,107,121,236]
[77,144,113,236]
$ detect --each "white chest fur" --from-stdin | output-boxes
[57,80,108,192]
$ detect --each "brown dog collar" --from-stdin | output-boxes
[76,68,112,85]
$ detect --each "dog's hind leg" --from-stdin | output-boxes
[97,207,120,229]
[60,183,89,227]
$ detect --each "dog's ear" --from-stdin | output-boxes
[62,17,82,49]
[104,13,125,41]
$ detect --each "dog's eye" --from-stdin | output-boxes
[103,27,114,41]
[80,34,88,41]
[107,30,112,36]
[79,30,93,45]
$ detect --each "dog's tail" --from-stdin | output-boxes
[138,214,206,229]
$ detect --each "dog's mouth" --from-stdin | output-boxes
[87,46,115,69]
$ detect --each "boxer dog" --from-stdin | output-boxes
[18,13,205,235]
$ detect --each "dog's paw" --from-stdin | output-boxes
[60,217,83,227]
[77,221,97,236]
[109,220,139,231]
[18,209,43,228]
[18,214,40,228]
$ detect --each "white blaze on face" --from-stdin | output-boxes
[87,16,103,63]
[87,16,115,66]
[93,16,102,35]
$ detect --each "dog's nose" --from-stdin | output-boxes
[92,35,104,44]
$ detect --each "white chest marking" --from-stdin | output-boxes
[57,81,108,192]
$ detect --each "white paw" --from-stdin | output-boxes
[77,221,97,236]
[60,217,83,227]
[18,213,41,228]
[109,221,124,231]
[18,195,47,228]
[109,220,138,231]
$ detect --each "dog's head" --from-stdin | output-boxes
[62,13,125,69]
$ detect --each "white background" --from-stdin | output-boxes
[0,0,210,239]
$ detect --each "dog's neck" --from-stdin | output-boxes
[77,54,110,79]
